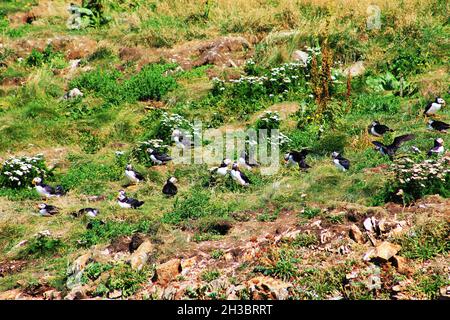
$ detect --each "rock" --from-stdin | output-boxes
[343,61,365,77]
[153,259,182,285]
[364,241,401,262]
[180,256,197,274]
[439,286,450,300]
[349,224,365,244]
[247,276,292,300]
[389,255,411,275]
[108,290,122,299]
[0,289,22,300]
[43,289,62,300]
[64,285,89,300]
[129,240,153,271]
[66,252,92,289]
[291,50,309,66]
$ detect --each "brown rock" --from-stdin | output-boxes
[364,241,401,262]
[349,224,365,244]
[247,276,292,300]
[0,289,22,300]
[153,259,182,285]
[129,240,153,271]
[389,255,412,275]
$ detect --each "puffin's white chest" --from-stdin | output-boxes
[231,170,247,185]
[333,159,346,171]
[370,126,381,136]
[427,103,441,114]
[36,185,51,197]
[118,200,131,208]
[86,210,97,218]
[150,155,162,164]
[217,167,228,176]
[125,170,139,182]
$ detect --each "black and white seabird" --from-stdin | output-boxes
[147,148,172,165]
[71,208,99,218]
[230,163,251,186]
[428,119,449,132]
[117,190,145,209]
[372,134,415,158]
[284,150,311,170]
[210,158,232,176]
[125,164,145,184]
[32,177,65,198]
[427,138,445,156]
[424,97,446,116]
[331,152,350,171]
[37,203,59,217]
[238,151,259,170]
[162,177,178,197]
[368,121,393,137]
[172,129,192,149]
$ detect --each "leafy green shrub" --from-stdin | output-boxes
[201,269,220,282]
[292,233,318,247]
[162,189,232,224]
[79,130,104,154]
[25,45,65,68]
[211,249,224,260]
[254,249,299,281]
[82,262,113,283]
[124,63,178,101]
[19,233,64,258]
[69,68,123,104]
[352,93,401,115]
[300,207,321,219]
[103,263,151,297]
[0,154,50,189]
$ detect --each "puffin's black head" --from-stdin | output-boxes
[37,203,47,209]
[232,162,239,170]
[32,177,42,185]
[436,138,444,146]
[331,151,340,159]
[436,97,446,105]
[126,164,133,170]
[146,148,154,154]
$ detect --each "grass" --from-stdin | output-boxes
[0,0,448,300]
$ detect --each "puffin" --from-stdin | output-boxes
[210,158,232,176]
[427,138,445,156]
[117,190,145,209]
[238,151,260,170]
[368,121,393,137]
[172,129,192,149]
[428,119,449,132]
[37,203,59,217]
[32,177,65,198]
[331,152,350,171]
[146,148,172,165]
[424,97,446,116]
[284,150,311,170]
[371,134,415,158]
[71,208,99,218]
[162,177,178,197]
[230,163,251,186]
[125,164,145,184]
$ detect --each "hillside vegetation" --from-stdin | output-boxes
[0,0,448,300]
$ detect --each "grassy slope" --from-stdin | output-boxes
[0,0,449,299]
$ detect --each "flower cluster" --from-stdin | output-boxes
[0,154,49,189]
[255,111,281,130]
[388,155,450,202]
[212,62,306,101]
